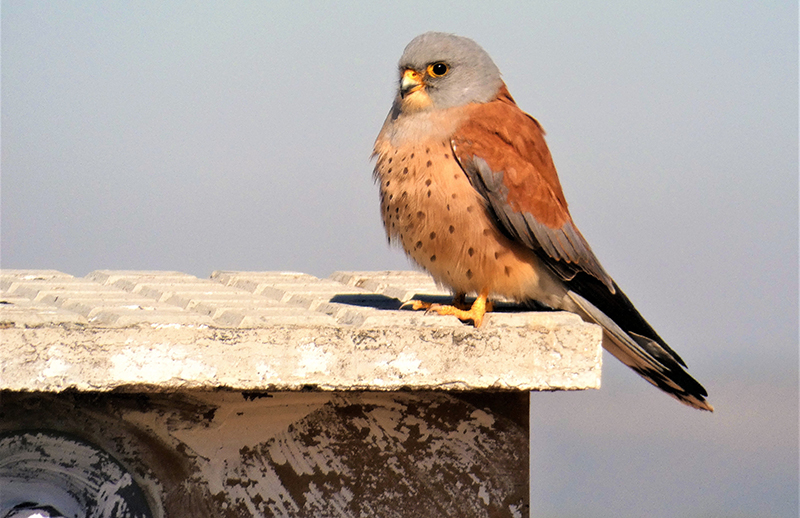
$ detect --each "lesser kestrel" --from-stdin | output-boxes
[373,32,712,411]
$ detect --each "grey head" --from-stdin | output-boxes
[397,32,503,110]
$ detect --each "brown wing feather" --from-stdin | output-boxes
[452,85,614,290]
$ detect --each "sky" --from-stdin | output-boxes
[2,1,798,516]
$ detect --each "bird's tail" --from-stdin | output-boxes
[567,290,713,411]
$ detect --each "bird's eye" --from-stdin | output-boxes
[427,62,449,77]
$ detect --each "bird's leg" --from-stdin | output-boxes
[405,289,493,328]
[451,292,471,310]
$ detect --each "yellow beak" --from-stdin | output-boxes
[400,69,424,97]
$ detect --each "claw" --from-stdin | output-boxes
[403,290,492,328]
[424,303,442,314]
[401,300,434,311]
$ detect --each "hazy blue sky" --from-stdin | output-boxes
[2,2,797,516]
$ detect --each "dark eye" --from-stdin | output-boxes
[428,62,449,77]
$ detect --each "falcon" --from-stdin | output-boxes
[372,32,713,411]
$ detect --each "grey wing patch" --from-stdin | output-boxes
[457,153,615,292]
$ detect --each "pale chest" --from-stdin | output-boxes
[373,138,541,299]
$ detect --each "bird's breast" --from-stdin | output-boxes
[373,136,557,302]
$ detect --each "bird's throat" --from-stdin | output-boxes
[400,89,433,112]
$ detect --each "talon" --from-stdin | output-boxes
[401,299,433,311]
[424,303,442,315]
[403,289,492,328]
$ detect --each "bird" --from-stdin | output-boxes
[372,32,713,411]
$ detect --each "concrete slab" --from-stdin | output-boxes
[0,270,603,393]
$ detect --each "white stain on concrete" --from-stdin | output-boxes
[36,346,72,385]
[292,342,332,377]
[387,351,428,376]
[110,343,216,383]
[40,356,70,379]
[373,351,430,382]
[255,361,278,381]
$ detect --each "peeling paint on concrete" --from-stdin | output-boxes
[0,270,601,516]
[0,391,529,517]
[0,431,153,518]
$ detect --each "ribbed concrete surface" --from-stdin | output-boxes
[0,269,602,392]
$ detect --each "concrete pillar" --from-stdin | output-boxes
[0,270,601,517]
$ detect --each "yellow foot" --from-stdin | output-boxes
[402,292,469,311]
[402,290,493,328]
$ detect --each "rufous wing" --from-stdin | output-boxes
[451,86,713,410]
[451,85,614,291]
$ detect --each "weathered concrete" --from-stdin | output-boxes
[0,270,603,393]
[0,269,603,518]
[0,390,529,518]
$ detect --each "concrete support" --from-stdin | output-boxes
[0,270,601,517]
[1,390,529,517]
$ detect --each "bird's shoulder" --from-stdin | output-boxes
[452,85,570,227]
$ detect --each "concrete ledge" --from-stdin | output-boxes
[0,270,603,393]
[0,269,602,517]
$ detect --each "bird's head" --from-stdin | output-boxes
[395,32,503,113]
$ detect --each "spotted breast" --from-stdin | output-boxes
[373,133,558,304]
